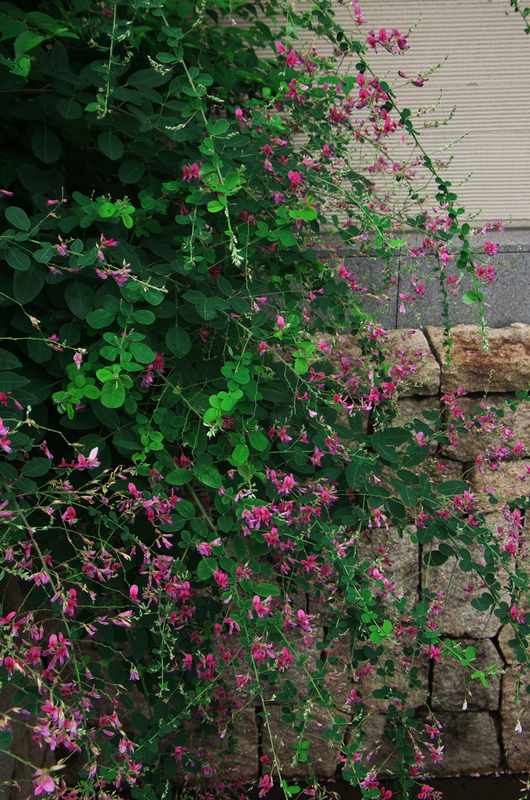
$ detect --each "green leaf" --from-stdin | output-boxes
[437,480,469,496]
[470,593,494,611]
[13,265,45,303]
[83,385,100,399]
[217,275,232,296]
[5,248,31,271]
[133,310,156,325]
[21,458,51,477]
[86,308,116,329]
[196,299,217,320]
[175,499,195,518]
[193,464,222,488]
[0,348,22,370]
[387,498,406,520]
[131,711,149,733]
[384,427,412,446]
[462,290,483,305]
[31,130,62,163]
[0,463,18,481]
[0,729,13,749]
[248,430,269,452]
[207,200,225,213]
[129,628,148,661]
[118,160,145,183]
[345,459,368,490]
[229,535,245,558]
[100,381,126,408]
[294,357,308,374]
[399,485,420,507]
[276,229,298,247]
[14,28,45,53]
[0,371,29,391]
[65,282,95,320]
[98,131,125,161]
[56,98,82,119]
[224,172,239,191]
[5,206,30,230]
[253,582,280,597]
[232,444,249,464]
[165,468,193,485]
[112,431,138,451]
[130,342,156,364]
[98,202,116,218]
[371,430,400,463]
[166,327,191,357]
[423,550,450,567]
[209,119,229,136]
[197,557,218,580]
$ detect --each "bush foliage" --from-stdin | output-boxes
[0,2,529,800]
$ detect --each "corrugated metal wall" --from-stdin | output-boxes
[294,0,530,224]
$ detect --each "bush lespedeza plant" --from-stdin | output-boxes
[0,3,528,800]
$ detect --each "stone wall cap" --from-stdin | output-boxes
[426,324,530,393]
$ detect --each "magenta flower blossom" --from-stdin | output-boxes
[61,506,77,525]
[0,419,12,453]
[182,163,200,182]
[75,447,100,470]
[32,771,57,796]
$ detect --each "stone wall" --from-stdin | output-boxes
[222,323,530,782]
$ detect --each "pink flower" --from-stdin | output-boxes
[61,506,77,525]
[100,234,120,247]
[287,170,303,189]
[0,419,12,453]
[32,771,57,796]
[258,342,268,356]
[426,644,441,662]
[277,315,285,330]
[258,775,273,797]
[73,351,83,369]
[277,427,292,443]
[182,163,200,182]
[75,447,100,470]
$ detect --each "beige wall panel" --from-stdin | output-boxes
[292,1,530,223]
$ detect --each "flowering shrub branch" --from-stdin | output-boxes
[0,2,528,800]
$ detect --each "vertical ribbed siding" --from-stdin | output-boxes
[294,1,530,224]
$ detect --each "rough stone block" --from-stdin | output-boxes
[347,713,397,775]
[467,459,530,512]
[260,628,326,702]
[428,711,501,775]
[422,545,505,638]
[356,654,430,714]
[497,625,518,665]
[320,328,440,398]
[431,638,503,711]
[426,324,530,394]
[385,329,441,396]
[501,668,530,771]
[392,397,441,428]
[443,394,530,463]
[184,707,259,783]
[260,704,347,778]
